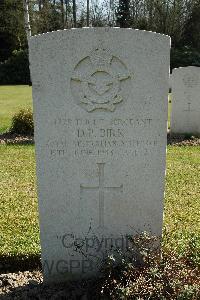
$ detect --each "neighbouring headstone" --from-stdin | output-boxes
[29,28,170,283]
[170,66,200,136]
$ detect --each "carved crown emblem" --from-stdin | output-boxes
[71,47,131,112]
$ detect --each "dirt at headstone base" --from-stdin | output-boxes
[0,271,93,299]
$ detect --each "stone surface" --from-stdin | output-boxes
[170,66,200,135]
[29,28,170,282]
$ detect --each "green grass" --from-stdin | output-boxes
[0,85,32,133]
[0,145,39,256]
[0,144,199,259]
[164,146,200,255]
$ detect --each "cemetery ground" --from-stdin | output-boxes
[0,85,32,134]
[0,85,200,298]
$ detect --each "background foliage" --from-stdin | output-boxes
[0,49,30,84]
[0,0,200,83]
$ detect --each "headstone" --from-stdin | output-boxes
[29,28,170,283]
[170,66,200,135]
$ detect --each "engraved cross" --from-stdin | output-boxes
[80,163,123,228]
[183,102,198,129]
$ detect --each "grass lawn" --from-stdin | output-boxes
[0,85,32,133]
[0,144,199,259]
[164,146,200,255]
[0,145,39,257]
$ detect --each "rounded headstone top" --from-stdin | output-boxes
[172,66,200,73]
[30,27,170,41]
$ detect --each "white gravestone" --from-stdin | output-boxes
[29,28,170,282]
[170,66,200,135]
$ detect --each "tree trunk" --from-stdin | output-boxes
[38,0,42,11]
[23,0,31,41]
[60,0,65,29]
[64,0,68,27]
[72,0,77,27]
[87,0,89,26]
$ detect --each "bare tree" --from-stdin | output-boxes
[23,0,31,41]
[87,0,89,26]
[38,0,42,11]
[64,0,69,27]
[72,0,77,27]
[60,0,65,29]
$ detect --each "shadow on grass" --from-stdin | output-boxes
[167,132,200,145]
[0,133,34,145]
[0,254,41,274]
